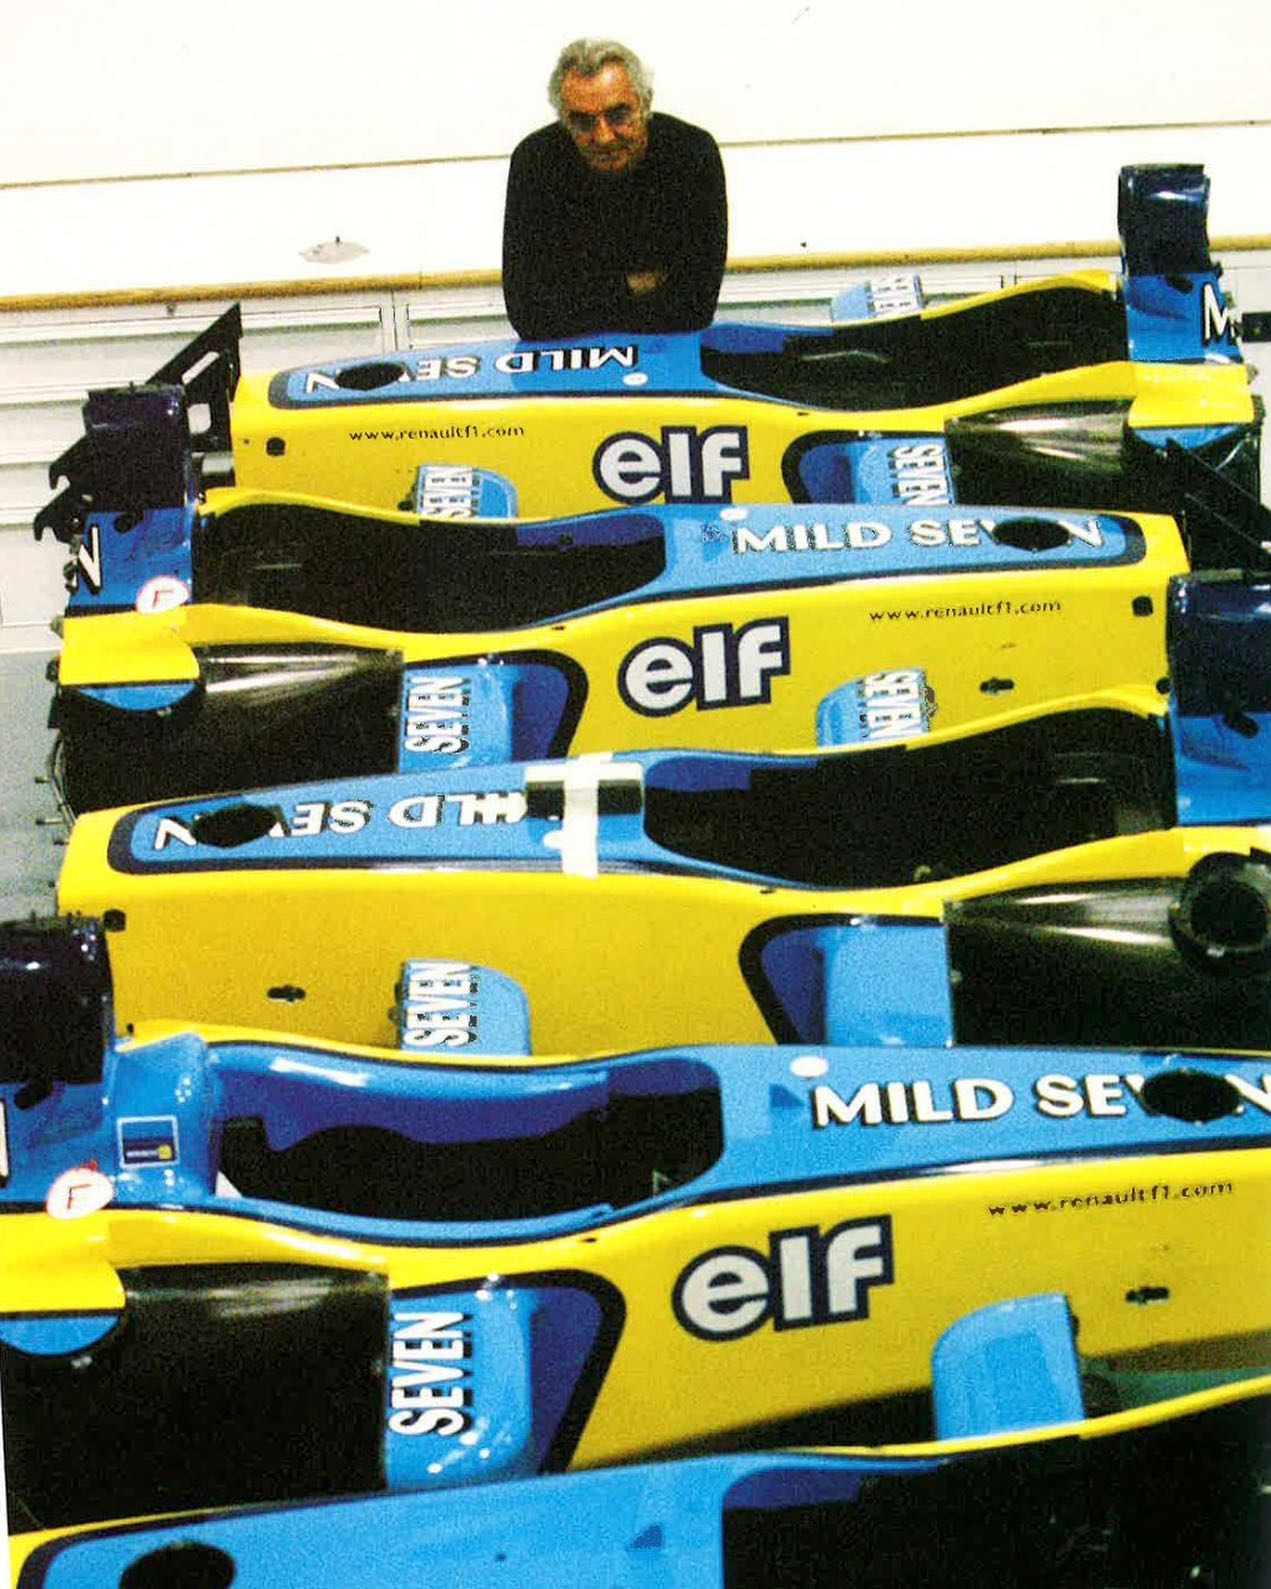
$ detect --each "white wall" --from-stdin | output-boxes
[2,0,1268,300]
[2,0,1267,651]
[8,0,1270,182]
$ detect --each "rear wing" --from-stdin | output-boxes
[34,304,242,546]
[1118,164,1242,363]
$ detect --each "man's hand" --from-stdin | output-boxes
[626,268,667,297]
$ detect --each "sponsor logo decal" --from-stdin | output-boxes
[46,1164,115,1220]
[402,676,473,757]
[619,618,790,716]
[810,1069,1271,1126]
[1201,281,1238,345]
[387,1309,473,1437]
[118,1115,179,1166]
[731,514,1104,554]
[854,669,935,741]
[135,575,192,613]
[674,1218,894,1339]
[888,442,954,505]
[399,961,482,1050]
[594,426,750,504]
[304,345,637,396]
[151,790,527,850]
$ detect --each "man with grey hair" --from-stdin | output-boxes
[502,38,727,340]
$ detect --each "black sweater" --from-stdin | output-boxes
[501,113,728,341]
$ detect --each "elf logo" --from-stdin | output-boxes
[673,1217,894,1340]
[593,425,749,503]
[619,618,790,716]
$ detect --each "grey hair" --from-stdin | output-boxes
[547,39,653,115]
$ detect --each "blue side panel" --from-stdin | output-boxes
[23,1451,919,1589]
[65,504,196,614]
[385,1288,537,1488]
[0,1314,120,1355]
[655,505,1143,604]
[397,665,572,771]
[414,464,518,519]
[77,682,199,713]
[932,1294,1084,1439]
[818,669,936,746]
[111,1031,215,1195]
[822,924,955,1047]
[383,1283,604,1490]
[793,437,954,505]
[398,667,517,771]
[1124,273,1242,365]
[267,333,712,408]
[829,274,925,324]
[757,921,954,1046]
[396,959,532,1055]
[1169,574,1271,825]
[1171,708,1271,825]
[1137,424,1251,455]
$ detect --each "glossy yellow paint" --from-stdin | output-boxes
[229,353,1257,518]
[55,820,1271,1049]
[1,1144,1266,1477]
[56,495,1186,758]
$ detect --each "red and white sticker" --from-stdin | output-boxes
[136,575,192,614]
[46,1164,115,1219]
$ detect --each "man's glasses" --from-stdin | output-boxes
[565,103,638,135]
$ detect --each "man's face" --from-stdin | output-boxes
[559,62,648,178]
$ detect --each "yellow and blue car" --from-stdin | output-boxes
[51,494,1209,813]
[38,163,1266,812]
[1,919,1267,1541]
[36,166,1258,533]
[9,1349,1268,1585]
[52,614,1271,1053]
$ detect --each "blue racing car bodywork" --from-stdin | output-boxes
[14,1378,1269,1589]
[1,917,1267,1541]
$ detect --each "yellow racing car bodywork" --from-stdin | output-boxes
[1,1139,1267,1483]
[53,492,1187,811]
[232,334,1258,520]
[56,783,1271,1053]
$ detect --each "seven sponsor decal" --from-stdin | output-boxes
[619,618,790,716]
[853,670,934,741]
[399,960,484,1050]
[305,344,639,396]
[594,426,750,504]
[810,1068,1271,1126]
[387,1309,473,1436]
[866,274,923,318]
[151,789,527,850]
[730,512,1104,554]
[674,1218,894,1339]
[402,675,474,757]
